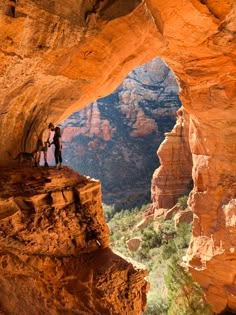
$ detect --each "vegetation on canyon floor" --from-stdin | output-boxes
[104,198,214,315]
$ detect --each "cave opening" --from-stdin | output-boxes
[48,57,197,314]
[57,57,182,212]
[1,0,235,313]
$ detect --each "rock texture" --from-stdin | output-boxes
[126,237,142,252]
[0,166,147,314]
[60,58,180,209]
[0,0,163,164]
[151,108,193,210]
[174,209,193,229]
[163,203,183,221]
[0,0,236,313]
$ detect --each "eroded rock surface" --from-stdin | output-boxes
[151,108,193,210]
[0,0,236,313]
[0,167,147,315]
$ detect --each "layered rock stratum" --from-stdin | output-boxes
[0,0,236,313]
[0,166,147,314]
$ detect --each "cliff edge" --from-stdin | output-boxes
[0,166,147,315]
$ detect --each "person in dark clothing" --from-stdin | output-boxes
[51,126,62,169]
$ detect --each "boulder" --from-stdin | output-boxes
[174,209,193,229]
[164,204,183,221]
[126,237,142,252]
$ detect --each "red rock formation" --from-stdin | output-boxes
[126,237,142,252]
[135,217,151,230]
[0,166,147,314]
[174,209,193,228]
[130,109,158,137]
[63,102,114,142]
[151,108,193,209]
[62,127,85,142]
[0,0,236,313]
[154,207,165,219]
[164,204,183,221]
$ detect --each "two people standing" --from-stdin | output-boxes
[36,123,63,169]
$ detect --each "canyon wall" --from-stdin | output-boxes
[0,0,236,313]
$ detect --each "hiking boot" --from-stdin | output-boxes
[44,162,49,167]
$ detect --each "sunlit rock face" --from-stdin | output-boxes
[60,58,180,210]
[0,0,236,313]
[0,0,160,164]
[151,108,193,210]
[0,166,147,314]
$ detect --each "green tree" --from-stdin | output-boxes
[178,195,189,209]
[165,256,214,315]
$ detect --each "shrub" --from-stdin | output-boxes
[138,225,162,260]
[103,203,115,221]
[143,292,168,315]
[178,195,188,209]
[161,241,176,260]
[174,223,192,249]
[159,219,176,235]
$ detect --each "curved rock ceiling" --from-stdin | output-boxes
[1,0,236,313]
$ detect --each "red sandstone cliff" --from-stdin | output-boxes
[63,102,115,142]
[0,0,236,313]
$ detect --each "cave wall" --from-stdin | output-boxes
[0,0,236,313]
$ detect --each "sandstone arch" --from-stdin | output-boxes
[0,0,236,313]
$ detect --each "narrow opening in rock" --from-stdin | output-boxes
[57,57,182,211]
